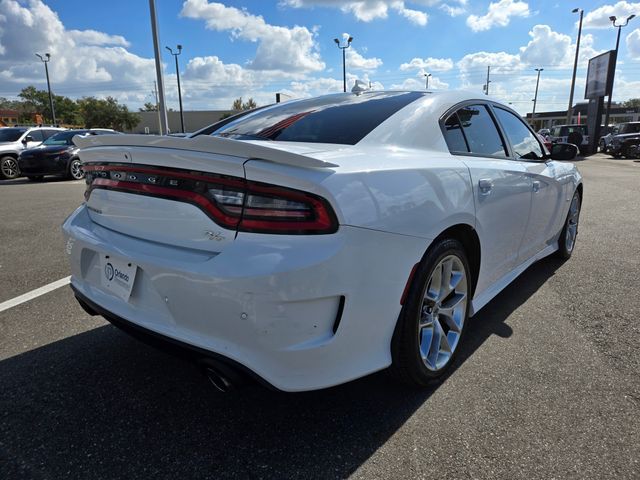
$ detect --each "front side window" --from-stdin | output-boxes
[43,130,89,146]
[493,107,544,160]
[457,105,507,157]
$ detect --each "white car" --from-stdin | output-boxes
[63,91,582,392]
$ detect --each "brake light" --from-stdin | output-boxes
[83,163,338,234]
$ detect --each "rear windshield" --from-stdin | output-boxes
[0,128,27,142]
[619,123,640,134]
[210,92,425,145]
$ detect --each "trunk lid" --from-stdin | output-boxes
[75,135,338,253]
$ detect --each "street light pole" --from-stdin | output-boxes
[604,14,636,128]
[166,45,185,133]
[567,8,583,124]
[531,68,543,126]
[149,0,169,135]
[424,73,432,90]
[334,36,353,92]
[35,53,56,126]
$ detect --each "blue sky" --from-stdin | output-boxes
[1,1,639,114]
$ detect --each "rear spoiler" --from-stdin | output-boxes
[73,134,338,169]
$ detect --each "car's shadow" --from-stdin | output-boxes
[0,258,565,479]
[0,176,77,186]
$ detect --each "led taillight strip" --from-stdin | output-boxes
[83,163,338,235]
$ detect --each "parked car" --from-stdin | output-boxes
[0,126,65,179]
[549,124,589,154]
[18,129,121,181]
[63,90,582,392]
[537,128,551,139]
[598,124,618,152]
[607,121,640,158]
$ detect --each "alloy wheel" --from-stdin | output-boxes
[1,158,20,179]
[70,160,84,180]
[418,254,468,371]
[565,193,580,253]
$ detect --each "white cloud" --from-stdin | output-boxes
[439,4,465,16]
[0,0,155,104]
[457,51,523,73]
[582,2,640,29]
[281,0,433,25]
[400,57,454,72]
[519,24,571,66]
[627,28,640,58]
[390,75,449,90]
[67,30,130,47]
[346,48,384,70]
[180,0,324,73]
[466,0,529,32]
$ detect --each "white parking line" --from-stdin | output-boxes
[0,276,71,314]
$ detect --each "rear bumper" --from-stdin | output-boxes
[63,204,428,391]
[72,285,276,389]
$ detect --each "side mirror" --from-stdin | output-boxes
[23,135,34,143]
[550,142,578,161]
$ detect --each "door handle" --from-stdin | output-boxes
[532,180,541,193]
[478,179,493,194]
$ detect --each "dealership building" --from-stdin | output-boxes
[527,103,640,131]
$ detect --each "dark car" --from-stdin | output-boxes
[17,129,120,181]
[607,122,640,158]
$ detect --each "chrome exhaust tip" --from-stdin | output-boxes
[204,366,234,393]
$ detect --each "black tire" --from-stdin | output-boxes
[1,155,20,180]
[599,140,605,152]
[556,190,581,260]
[27,176,44,182]
[391,238,471,387]
[67,158,84,180]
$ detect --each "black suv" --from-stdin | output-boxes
[607,122,640,158]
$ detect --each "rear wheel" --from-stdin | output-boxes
[391,238,471,387]
[556,190,581,259]
[1,156,20,180]
[68,158,84,180]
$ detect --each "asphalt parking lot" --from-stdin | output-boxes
[1,155,639,479]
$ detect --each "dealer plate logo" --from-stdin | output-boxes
[104,262,114,281]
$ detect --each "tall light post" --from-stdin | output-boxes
[424,72,432,90]
[334,36,353,93]
[604,14,636,128]
[166,44,185,133]
[567,8,583,124]
[149,0,169,135]
[35,53,56,126]
[531,68,543,126]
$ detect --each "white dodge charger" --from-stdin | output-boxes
[63,90,582,392]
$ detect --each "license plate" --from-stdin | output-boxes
[99,254,138,301]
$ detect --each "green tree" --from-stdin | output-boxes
[18,85,80,125]
[232,97,257,110]
[622,98,640,108]
[77,96,139,131]
[139,102,158,112]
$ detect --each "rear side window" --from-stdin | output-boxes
[42,129,59,139]
[443,113,468,152]
[493,107,544,160]
[455,105,507,157]
[211,91,425,145]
